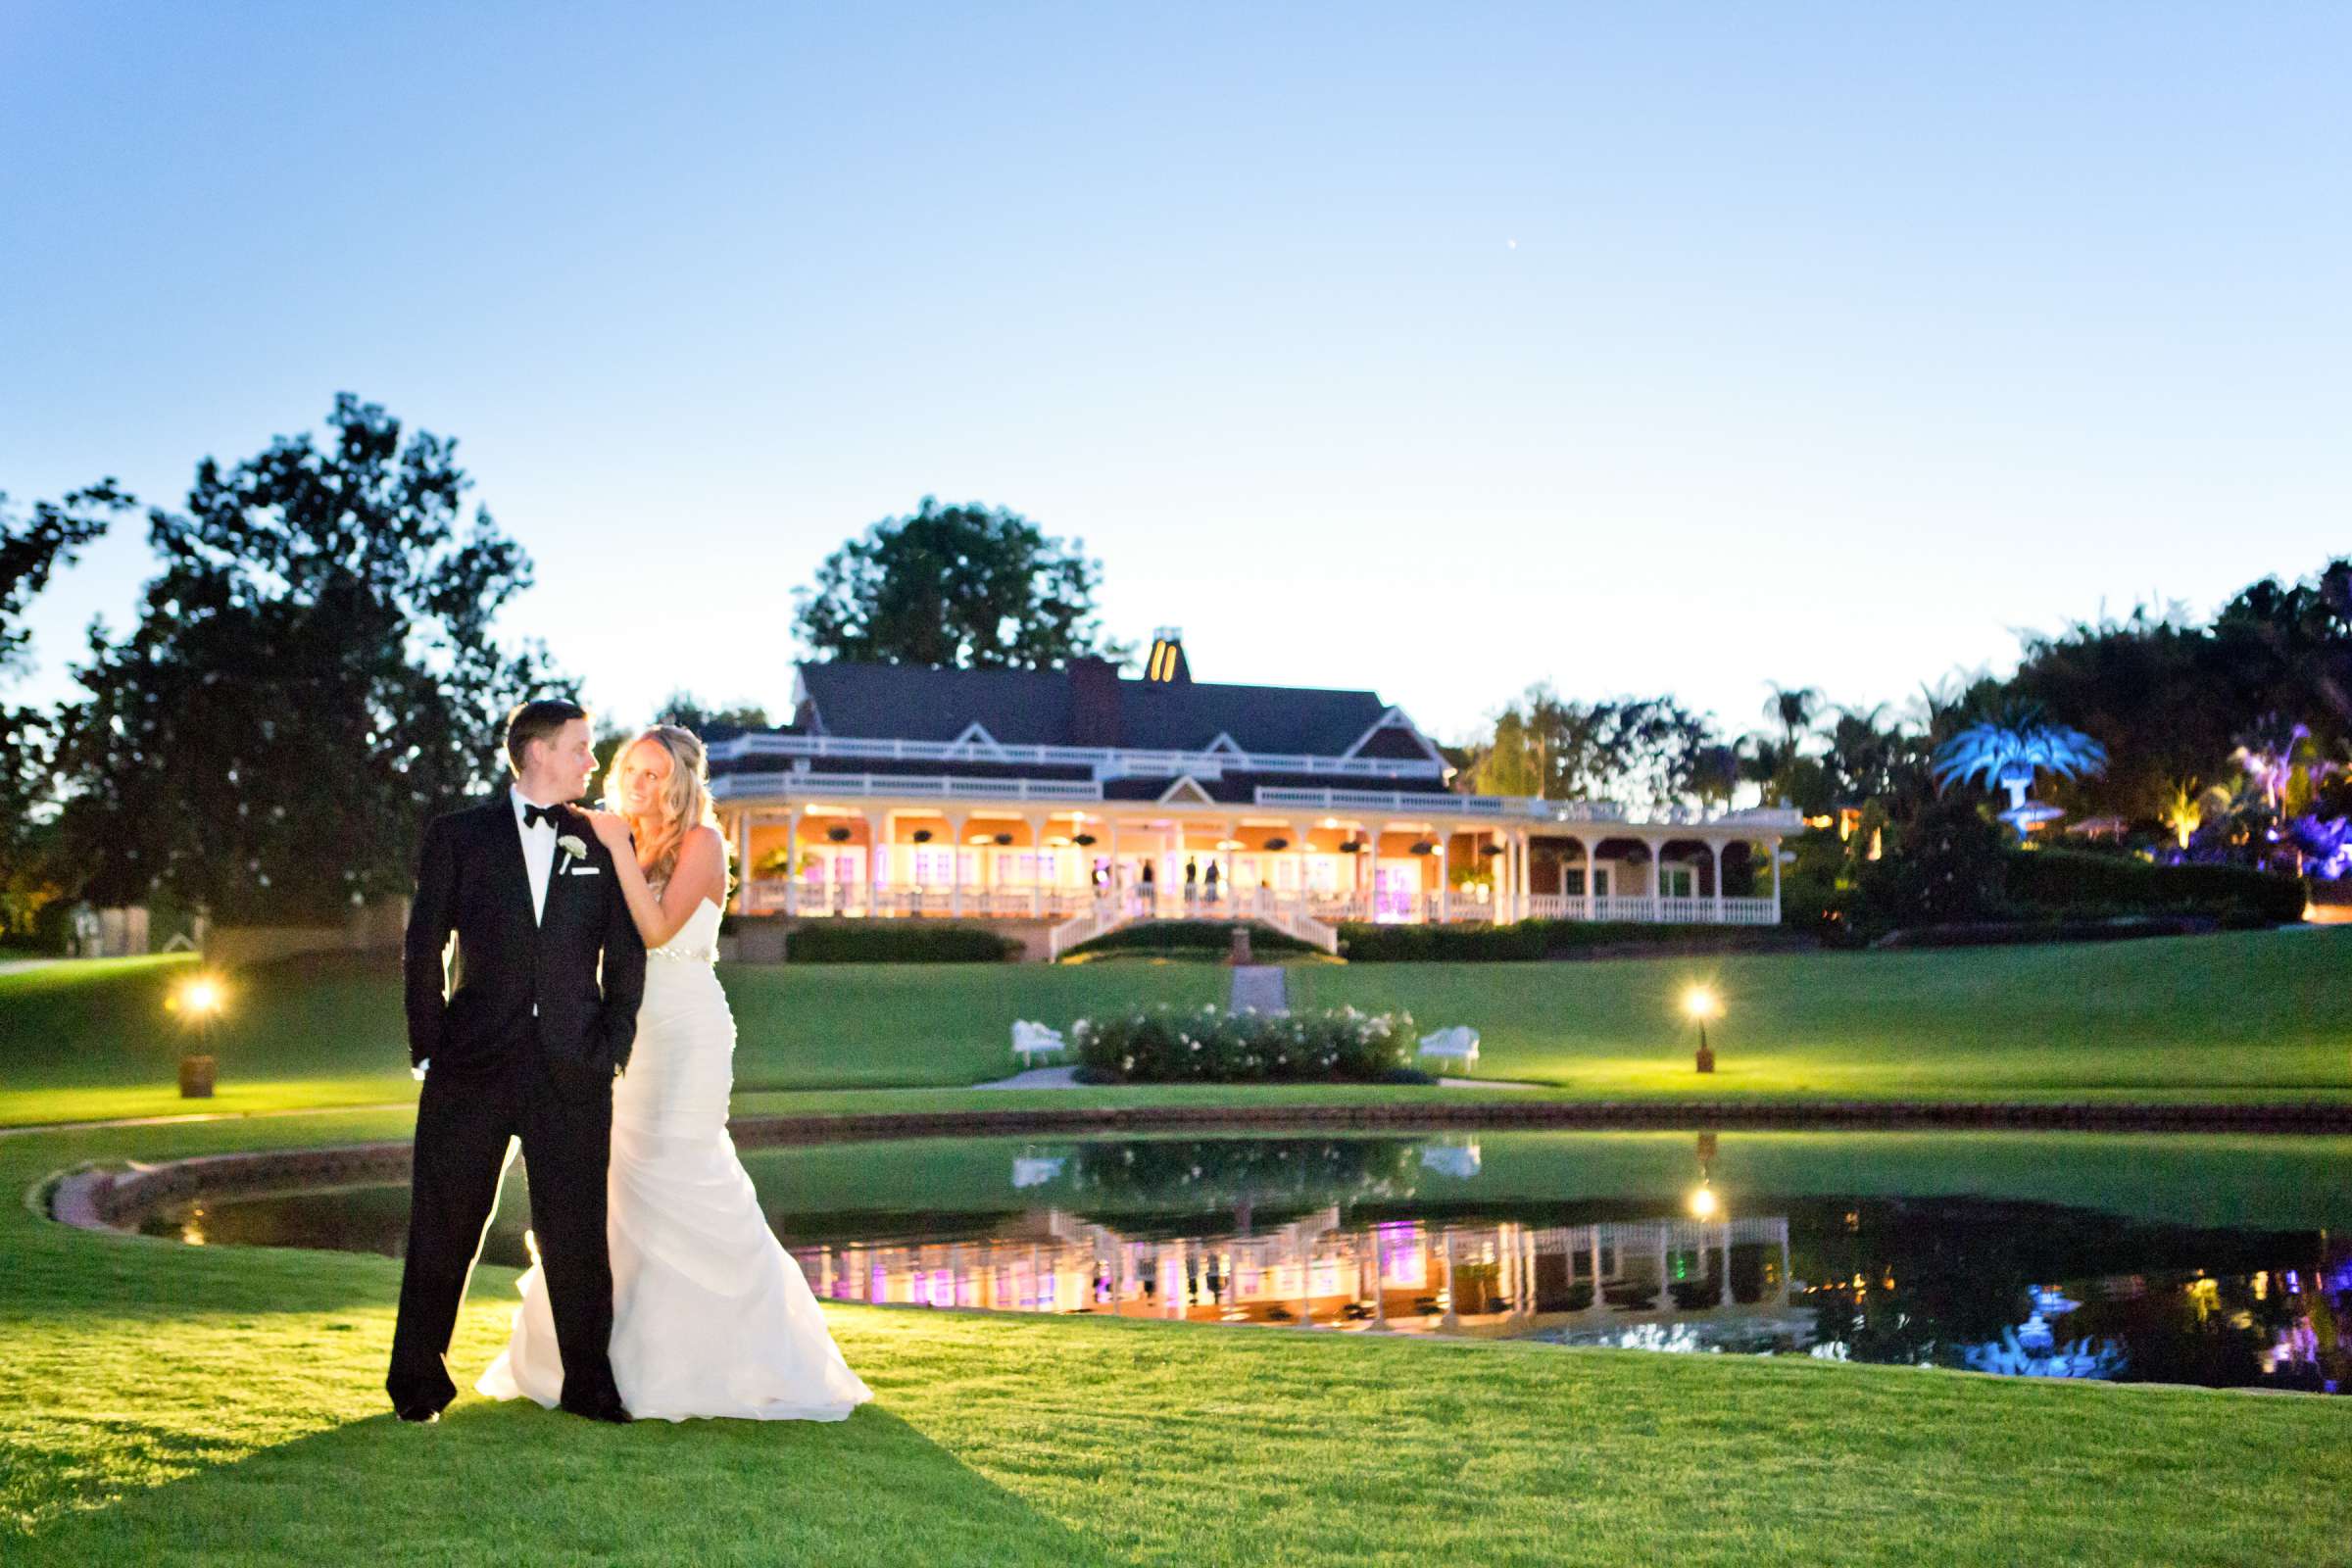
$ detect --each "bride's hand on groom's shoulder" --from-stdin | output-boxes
[579,808,634,854]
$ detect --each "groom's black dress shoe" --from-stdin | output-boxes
[394,1405,443,1425]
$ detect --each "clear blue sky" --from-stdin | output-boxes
[4,3,2346,745]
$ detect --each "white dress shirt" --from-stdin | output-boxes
[511,784,561,925]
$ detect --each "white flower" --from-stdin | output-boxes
[558,834,588,859]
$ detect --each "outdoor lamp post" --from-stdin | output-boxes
[1683,985,1722,1075]
[172,973,226,1098]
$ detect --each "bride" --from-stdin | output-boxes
[477,723,872,1422]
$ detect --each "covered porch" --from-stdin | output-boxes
[715,783,1795,932]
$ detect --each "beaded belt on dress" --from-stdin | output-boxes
[649,946,715,963]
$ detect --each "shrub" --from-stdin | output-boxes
[1063,919,1312,959]
[2004,848,2305,924]
[1337,919,1799,962]
[1072,1003,1417,1083]
[725,918,1018,963]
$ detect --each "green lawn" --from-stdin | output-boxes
[6,1111,2348,1565]
[4,929,2346,1128]
[0,954,1224,1126]
[1298,928,2352,1100]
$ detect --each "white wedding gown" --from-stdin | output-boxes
[477,898,873,1421]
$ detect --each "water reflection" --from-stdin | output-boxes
[139,1130,2351,1394]
[792,1204,1798,1338]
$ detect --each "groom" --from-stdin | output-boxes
[387,699,647,1424]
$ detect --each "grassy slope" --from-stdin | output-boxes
[1298,928,2352,1099]
[3,929,2345,1128]
[6,1112,2348,1566]
[0,956,1223,1125]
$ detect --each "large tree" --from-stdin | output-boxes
[1464,683,1722,812]
[53,396,564,923]
[793,497,1127,669]
[0,481,134,936]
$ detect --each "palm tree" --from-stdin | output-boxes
[1930,702,2107,834]
[2230,713,2310,812]
[1823,703,1899,804]
[1762,683,1819,755]
[2160,779,2203,852]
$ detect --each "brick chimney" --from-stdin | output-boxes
[1070,655,1120,748]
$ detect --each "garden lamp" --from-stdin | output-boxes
[1683,985,1721,1074]
[170,972,227,1099]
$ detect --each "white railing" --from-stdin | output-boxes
[1048,897,1143,960]
[1252,901,1341,956]
[712,771,1102,804]
[733,882,1782,929]
[710,730,1446,784]
[1251,786,1805,831]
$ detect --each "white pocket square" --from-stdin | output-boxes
[568,865,602,876]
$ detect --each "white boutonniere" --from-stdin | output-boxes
[558,833,588,873]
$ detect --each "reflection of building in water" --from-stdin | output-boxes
[792,1209,1799,1341]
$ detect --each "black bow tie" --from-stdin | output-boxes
[522,802,566,831]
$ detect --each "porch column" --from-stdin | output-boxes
[1220,819,1237,911]
[729,809,753,913]
[1517,829,1532,921]
[1437,830,1450,923]
[784,808,800,917]
[1645,835,1665,922]
[1293,822,1315,914]
[1710,840,1725,924]
[1107,818,1121,910]
[863,810,884,916]
[1769,835,1784,924]
[1719,1227,1734,1307]
[948,812,967,918]
[1026,812,1046,917]
[1579,835,1598,921]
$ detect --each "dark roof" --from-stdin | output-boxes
[795,661,1407,759]
[796,663,1075,746]
[1110,681,1387,757]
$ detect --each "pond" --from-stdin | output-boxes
[141,1128,2352,1394]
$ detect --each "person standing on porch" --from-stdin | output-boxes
[1203,860,1221,905]
[1184,857,1199,906]
[1141,859,1157,913]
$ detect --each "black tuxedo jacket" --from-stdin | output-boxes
[403,795,647,1096]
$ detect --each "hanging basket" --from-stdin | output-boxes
[911,828,933,844]
[825,826,852,843]
[1072,833,1098,847]
[1264,837,1290,852]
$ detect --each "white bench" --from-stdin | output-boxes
[1010,1019,1067,1066]
[1415,1025,1480,1071]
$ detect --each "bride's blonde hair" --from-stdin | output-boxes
[602,724,727,889]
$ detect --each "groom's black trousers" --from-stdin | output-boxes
[386,1059,619,1416]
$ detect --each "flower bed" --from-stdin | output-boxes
[1071,1003,1419,1083]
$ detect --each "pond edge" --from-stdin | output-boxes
[42,1097,2352,1238]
